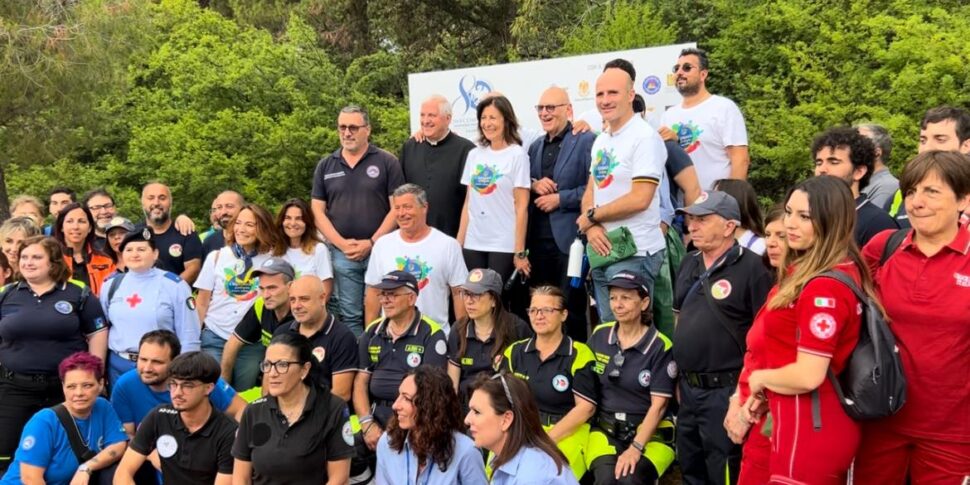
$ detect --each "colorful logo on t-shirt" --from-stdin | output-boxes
[672,121,703,153]
[592,148,620,189]
[395,256,433,290]
[470,164,503,195]
[223,267,258,301]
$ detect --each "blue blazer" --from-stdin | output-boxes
[528,128,596,254]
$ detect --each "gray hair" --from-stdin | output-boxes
[0,216,41,240]
[392,183,429,207]
[856,123,893,165]
[340,104,370,126]
[423,94,452,117]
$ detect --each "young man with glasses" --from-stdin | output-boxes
[660,47,750,190]
[114,351,237,485]
[311,104,405,337]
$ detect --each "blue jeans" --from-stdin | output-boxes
[331,247,369,337]
[201,328,264,390]
[591,250,666,322]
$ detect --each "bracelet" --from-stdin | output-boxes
[630,440,644,453]
[359,414,373,424]
[363,422,378,435]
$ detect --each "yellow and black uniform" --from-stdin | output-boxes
[447,315,531,404]
[501,336,597,479]
[586,322,676,485]
[231,298,294,402]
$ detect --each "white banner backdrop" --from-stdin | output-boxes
[407,42,697,143]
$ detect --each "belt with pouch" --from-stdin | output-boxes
[539,412,564,427]
[114,351,139,362]
[682,370,739,389]
[0,363,57,384]
[596,411,644,443]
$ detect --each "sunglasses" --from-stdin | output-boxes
[672,63,699,73]
[534,104,567,113]
[607,351,625,382]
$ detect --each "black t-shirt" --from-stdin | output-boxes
[201,231,226,262]
[664,140,694,209]
[447,314,532,402]
[130,404,237,485]
[855,195,899,247]
[500,336,598,416]
[311,145,405,241]
[400,132,475,238]
[135,222,203,276]
[232,299,294,346]
[232,384,356,485]
[672,245,773,373]
[273,314,358,389]
[588,323,676,416]
[0,281,107,374]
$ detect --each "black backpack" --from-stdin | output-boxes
[810,267,906,427]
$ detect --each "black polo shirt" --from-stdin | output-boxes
[672,245,772,373]
[232,384,355,485]
[135,222,203,275]
[528,123,570,242]
[273,313,357,389]
[233,299,295,346]
[400,131,475,238]
[855,195,899,247]
[500,336,598,416]
[447,315,532,401]
[358,311,448,424]
[311,144,404,241]
[0,281,107,375]
[588,323,675,417]
[130,404,236,485]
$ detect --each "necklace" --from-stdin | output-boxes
[70,412,93,447]
[279,387,308,426]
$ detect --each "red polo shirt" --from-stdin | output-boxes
[863,227,970,442]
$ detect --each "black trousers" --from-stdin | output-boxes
[527,237,589,341]
[0,372,63,474]
[676,380,741,485]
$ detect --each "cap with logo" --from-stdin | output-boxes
[119,226,155,253]
[460,268,504,296]
[373,270,419,295]
[676,190,741,222]
[105,217,135,235]
[251,258,296,281]
[606,270,650,295]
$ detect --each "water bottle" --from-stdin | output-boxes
[567,237,584,278]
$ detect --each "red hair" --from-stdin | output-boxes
[58,352,104,381]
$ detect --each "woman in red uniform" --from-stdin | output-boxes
[742,176,873,484]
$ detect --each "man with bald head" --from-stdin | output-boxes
[400,94,476,237]
[137,182,203,284]
[578,64,669,323]
[201,190,245,257]
[526,86,596,340]
[273,275,357,401]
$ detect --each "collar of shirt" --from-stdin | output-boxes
[288,313,335,338]
[14,280,68,296]
[606,324,659,355]
[267,383,318,422]
[427,130,451,146]
[607,115,639,138]
[171,404,219,437]
[523,335,573,358]
[465,319,494,343]
[900,224,970,256]
[545,122,571,144]
[331,144,379,167]
[377,310,424,339]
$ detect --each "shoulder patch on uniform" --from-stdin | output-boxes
[163,271,182,283]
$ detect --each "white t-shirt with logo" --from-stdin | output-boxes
[460,144,531,252]
[364,229,468,333]
[284,243,333,280]
[193,247,270,339]
[660,95,748,190]
[590,116,667,256]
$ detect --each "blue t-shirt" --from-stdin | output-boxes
[110,368,237,426]
[1,398,127,485]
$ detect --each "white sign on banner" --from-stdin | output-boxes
[407,43,696,144]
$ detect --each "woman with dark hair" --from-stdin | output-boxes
[447,268,530,403]
[458,95,531,286]
[232,333,353,485]
[0,237,108,474]
[740,176,873,483]
[277,198,333,295]
[713,179,766,255]
[761,203,786,271]
[54,202,115,295]
[465,372,578,485]
[99,217,135,271]
[1,352,126,484]
[195,203,285,390]
[585,271,676,484]
[375,366,487,484]
[0,216,41,280]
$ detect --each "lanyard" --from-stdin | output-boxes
[405,446,434,485]
[686,247,736,297]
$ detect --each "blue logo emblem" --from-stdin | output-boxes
[454,75,493,114]
[642,75,662,95]
[54,301,73,314]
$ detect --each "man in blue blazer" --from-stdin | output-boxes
[525,86,596,341]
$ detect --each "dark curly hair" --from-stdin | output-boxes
[386,366,464,472]
[810,127,877,190]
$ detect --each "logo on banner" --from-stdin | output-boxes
[592,148,620,189]
[395,255,433,290]
[454,75,493,114]
[672,121,703,153]
[643,75,662,95]
[578,80,591,98]
[470,164,503,195]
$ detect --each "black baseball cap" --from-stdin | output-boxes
[606,270,650,295]
[373,270,419,295]
[251,258,296,281]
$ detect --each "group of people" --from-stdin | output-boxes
[0,46,966,485]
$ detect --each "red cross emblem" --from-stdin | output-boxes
[126,293,143,308]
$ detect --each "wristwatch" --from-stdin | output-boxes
[586,207,597,223]
[630,440,645,453]
[78,463,92,475]
[514,250,529,260]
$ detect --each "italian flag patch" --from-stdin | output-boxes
[814,297,836,309]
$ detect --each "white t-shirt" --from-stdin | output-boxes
[193,247,270,339]
[365,229,468,333]
[590,116,667,256]
[284,243,333,280]
[460,144,531,252]
[660,95,748,190]
[738,229,766,256]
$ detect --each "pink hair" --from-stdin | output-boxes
[58,352,104,381]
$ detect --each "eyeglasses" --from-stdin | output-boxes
[259,360,302,374]
[337,124,368,134]
[672,63,698,73]
[534,103,567,113]
[526,307,563,317]
[491,373,514,408]
[608,351,625,382]
[378,291,411,300]
[459,290,484,302]
[168,380,202,391]
[88,202,115,212]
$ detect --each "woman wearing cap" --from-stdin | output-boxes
[100,228,202,385]
[499,285,597,480]
[448,268,531,405]
[100,217,136,273]
[0,216,41,281]
[277,198,333,295]
[376,366,488,485]
[465,372,578,485]
[53,203,115,296]
[457,95,531,289]
[713,179,766,255]
[195,203,285,391]
[585,271,676,484]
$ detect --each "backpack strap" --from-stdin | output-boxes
[51,404,98,464]
[104,272,127,315]
[879,229,909,267]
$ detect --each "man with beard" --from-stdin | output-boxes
[82,189,118,251]
[137,182,204,284]
[812,127,898,246]
[201,190,245,258]
[660,48,750,190]
[114,351,237,485]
